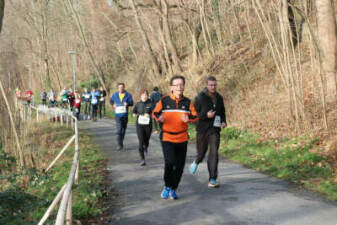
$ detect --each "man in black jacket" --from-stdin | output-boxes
[189,76,227,188]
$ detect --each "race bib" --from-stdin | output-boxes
[84,94,90,99]
[213,115,221,127]
[91,98,98,104]
[100,97,104,101]
[115,106,126,114]
[138,115,150,125]
[75,99,80,103]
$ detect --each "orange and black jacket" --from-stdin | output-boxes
[152,93,199,143]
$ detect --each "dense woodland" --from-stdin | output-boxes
[1,0,337,168]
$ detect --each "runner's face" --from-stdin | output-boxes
[206,80,217,94]
[118,85,125,93]
[141,93,148,102]
[171,79,185,98]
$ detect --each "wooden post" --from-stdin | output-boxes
[60,112,63,126]
[55,150,79,225]
[75,120,79,184]
[23,105,26,121]
[66,191,72,225]
[37,184,67,225]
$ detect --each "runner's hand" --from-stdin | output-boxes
[113,104,117,109]
[144,113,150,118]
[181,114,189,123]
[132,113,137,117]
[207,110,216,118]
[221,122,227,129]
[159,115,164,122]
[124,102,128,106]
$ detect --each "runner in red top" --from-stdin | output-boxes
[25,89,33,105]
[73,92,82,120]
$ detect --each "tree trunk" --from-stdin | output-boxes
[0,0,4,33]
[41,1,51,89]
[211,0,222,44]
[160,0,182,73]
[316,0,337,101]
[65,0,107,91]
[129,0,161,77]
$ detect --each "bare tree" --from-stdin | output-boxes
[316,0,337,101]
[0,0,4,33]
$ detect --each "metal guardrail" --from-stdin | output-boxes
[19,104,80,225]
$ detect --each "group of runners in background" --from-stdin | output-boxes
[15,74,227,200]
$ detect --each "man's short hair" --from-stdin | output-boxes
[206,76,217,83]
[118,82,125,87]
[170,75,185,86]
[153,87,159,92]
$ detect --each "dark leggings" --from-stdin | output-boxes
[136,124,152,160]
[195,131,220,180]
[161,141,188,190]
[98,101,105,118]
[91,104,98,119]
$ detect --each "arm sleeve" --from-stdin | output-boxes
[110,94,115,105]
[219,97,227,124]
[132,103,138,114]
[189,102,199,122]
[194,96,208,120]
[128,94,134,106]
[152,100,163,121]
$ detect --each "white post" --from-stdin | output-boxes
[60,113,63,126]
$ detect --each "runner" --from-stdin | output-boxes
[98,86,107,119]
[150,86,162,133]
[60,87,68,108]
[152,75,198,199]
[48,89,57,107]
[189,76,227,188]
[110,83,133,151]
[25,89,33,106]
[90,87,100,122]
[132,89,153,166]
[41,90,47,105]
[81,88,91,119]
[73,92,82,120]
[67,88,75,111]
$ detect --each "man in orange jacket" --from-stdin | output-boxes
[152,75,198,200]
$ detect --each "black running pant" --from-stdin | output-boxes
[161,141,187,190]
[91,104,98,119]
[136,124,152,160]
[98,101,105,118]
[195,131,220,180]
[84,101,91,116]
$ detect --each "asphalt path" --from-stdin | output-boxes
[79,118,337,225]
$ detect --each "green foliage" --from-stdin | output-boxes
[188,126,337,200]
[80,77,100,90]
[0,124,106,224]
[218,127,336,200]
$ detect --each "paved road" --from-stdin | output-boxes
[79,119,337,225]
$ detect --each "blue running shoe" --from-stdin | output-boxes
[169,189,179,200]
[189,161,198,174]
[161,186,170,199]
[208,179,219,188]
